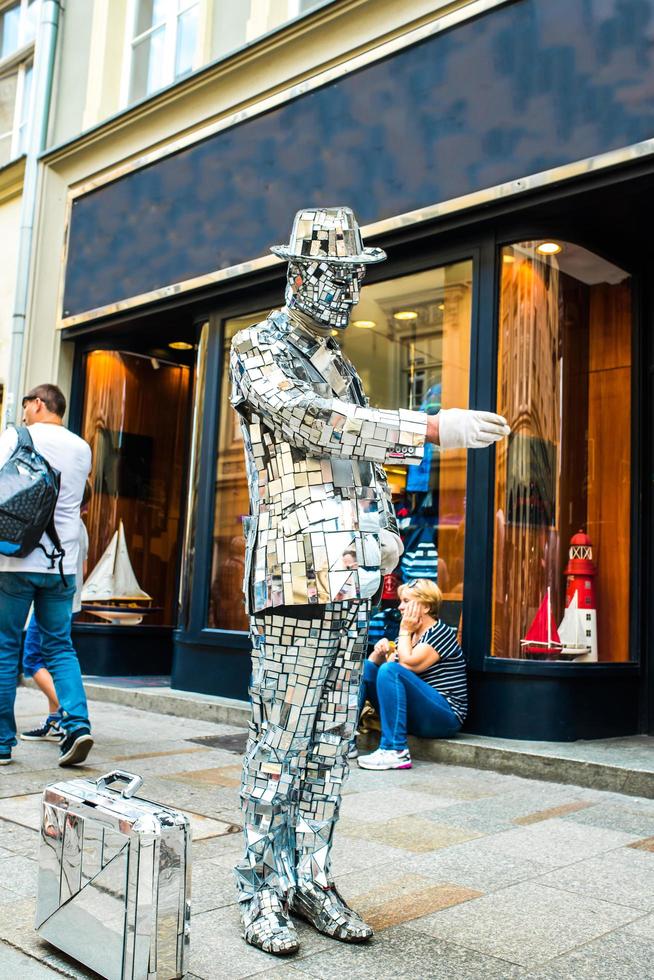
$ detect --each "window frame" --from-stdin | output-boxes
[478,231,641,676]
[0,0,36,165]
[189,243,482,643]
[121,0,202,108]
[0,55,32,165]
[0,0,37,63]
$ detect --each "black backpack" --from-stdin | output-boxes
[0,426,66,582]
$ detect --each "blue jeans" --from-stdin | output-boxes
[23,611,79,677]
[0,572,90,748]
[359,659,461,750]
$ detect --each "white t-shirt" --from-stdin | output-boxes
[0,423,92,575]
[73,520,89,613]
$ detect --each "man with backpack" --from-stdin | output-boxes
[0,384,93,766]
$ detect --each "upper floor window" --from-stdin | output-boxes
[212,1,326,63]
[0,0,36,166]
[0,0,38,61]
[125,0,200,105]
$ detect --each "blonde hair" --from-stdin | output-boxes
[397,579,442,617]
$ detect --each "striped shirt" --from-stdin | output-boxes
[415,621,468,723]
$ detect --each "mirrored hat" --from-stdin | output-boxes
[271,207,386,265]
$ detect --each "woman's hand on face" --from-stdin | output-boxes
[400,599,422,634]
[370,638,390,664]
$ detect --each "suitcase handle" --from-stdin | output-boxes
[96,770,144,798]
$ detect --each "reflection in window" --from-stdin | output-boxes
[492,242,631,662]
[208,262,472,634]
[0,59,31,166]
[0,71,18,165]
[0,3,20,60]
[211,0,325,62]
[128,0,199,104]
[16,60,31,150]
[80,351,191,627]
[0,0,38,60]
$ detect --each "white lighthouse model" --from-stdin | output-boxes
[558,529,598,662]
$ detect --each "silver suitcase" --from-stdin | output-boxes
[35,769,191,980]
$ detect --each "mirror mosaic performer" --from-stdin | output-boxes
[229,207,509,955]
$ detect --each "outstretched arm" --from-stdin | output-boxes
[231,324,510,461]
[231,326,427,465]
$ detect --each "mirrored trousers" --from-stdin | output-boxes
[234,600,370,903]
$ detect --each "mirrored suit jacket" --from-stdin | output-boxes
[230,309,427,613]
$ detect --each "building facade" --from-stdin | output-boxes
[0,0,43,415]
[15,0,654,739]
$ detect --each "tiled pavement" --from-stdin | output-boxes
[1,688,654,979]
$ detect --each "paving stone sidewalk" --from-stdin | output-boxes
[1,687,654,979]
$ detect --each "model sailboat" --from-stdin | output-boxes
[520,587,590,659]
[520,587,562,656]
[557,591,592,658]
[81,521,152,625]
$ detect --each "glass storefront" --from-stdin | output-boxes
[491,242,632,663]
[208,261,473,635]
[80,350,192,627]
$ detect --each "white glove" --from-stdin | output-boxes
[438,408,510,450]
[379,528,404,574]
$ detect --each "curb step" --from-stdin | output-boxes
[82,680,654,800]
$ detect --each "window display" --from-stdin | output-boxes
[80,350,191,626]
[208,261,473,632]
[492,242,632,662]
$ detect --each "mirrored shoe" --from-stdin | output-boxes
[292,880,373,943]
[241,889,299,956]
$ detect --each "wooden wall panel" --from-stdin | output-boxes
[587,281,631,662]
[438,277,472,596]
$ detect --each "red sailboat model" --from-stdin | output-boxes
[520,587,562,656]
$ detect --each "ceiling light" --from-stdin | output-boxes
[536,241,562,255]
[438,304,445,311]
[502,254,515,264]
[352,320,376,329]
[393,310,418,321]
[169,341,193,350]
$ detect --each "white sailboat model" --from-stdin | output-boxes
[556,592,592,660]
[81,521,152,625]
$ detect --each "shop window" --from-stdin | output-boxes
[125,0,200,105]
[80,350,192,627]
[491,242,632,663]
[208,261,473,633]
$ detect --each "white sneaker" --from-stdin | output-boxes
[357,748,412,770]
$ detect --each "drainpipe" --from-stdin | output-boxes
[4,0,62,424]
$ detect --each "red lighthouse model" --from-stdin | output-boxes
[560,529,598,662]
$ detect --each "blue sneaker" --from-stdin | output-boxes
[59,728,94,767]
[20,714,65,741]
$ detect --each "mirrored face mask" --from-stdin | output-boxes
[286,260,366,329]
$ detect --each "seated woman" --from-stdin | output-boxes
[356,579,467,771]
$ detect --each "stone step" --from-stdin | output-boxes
[82,678,654,800]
